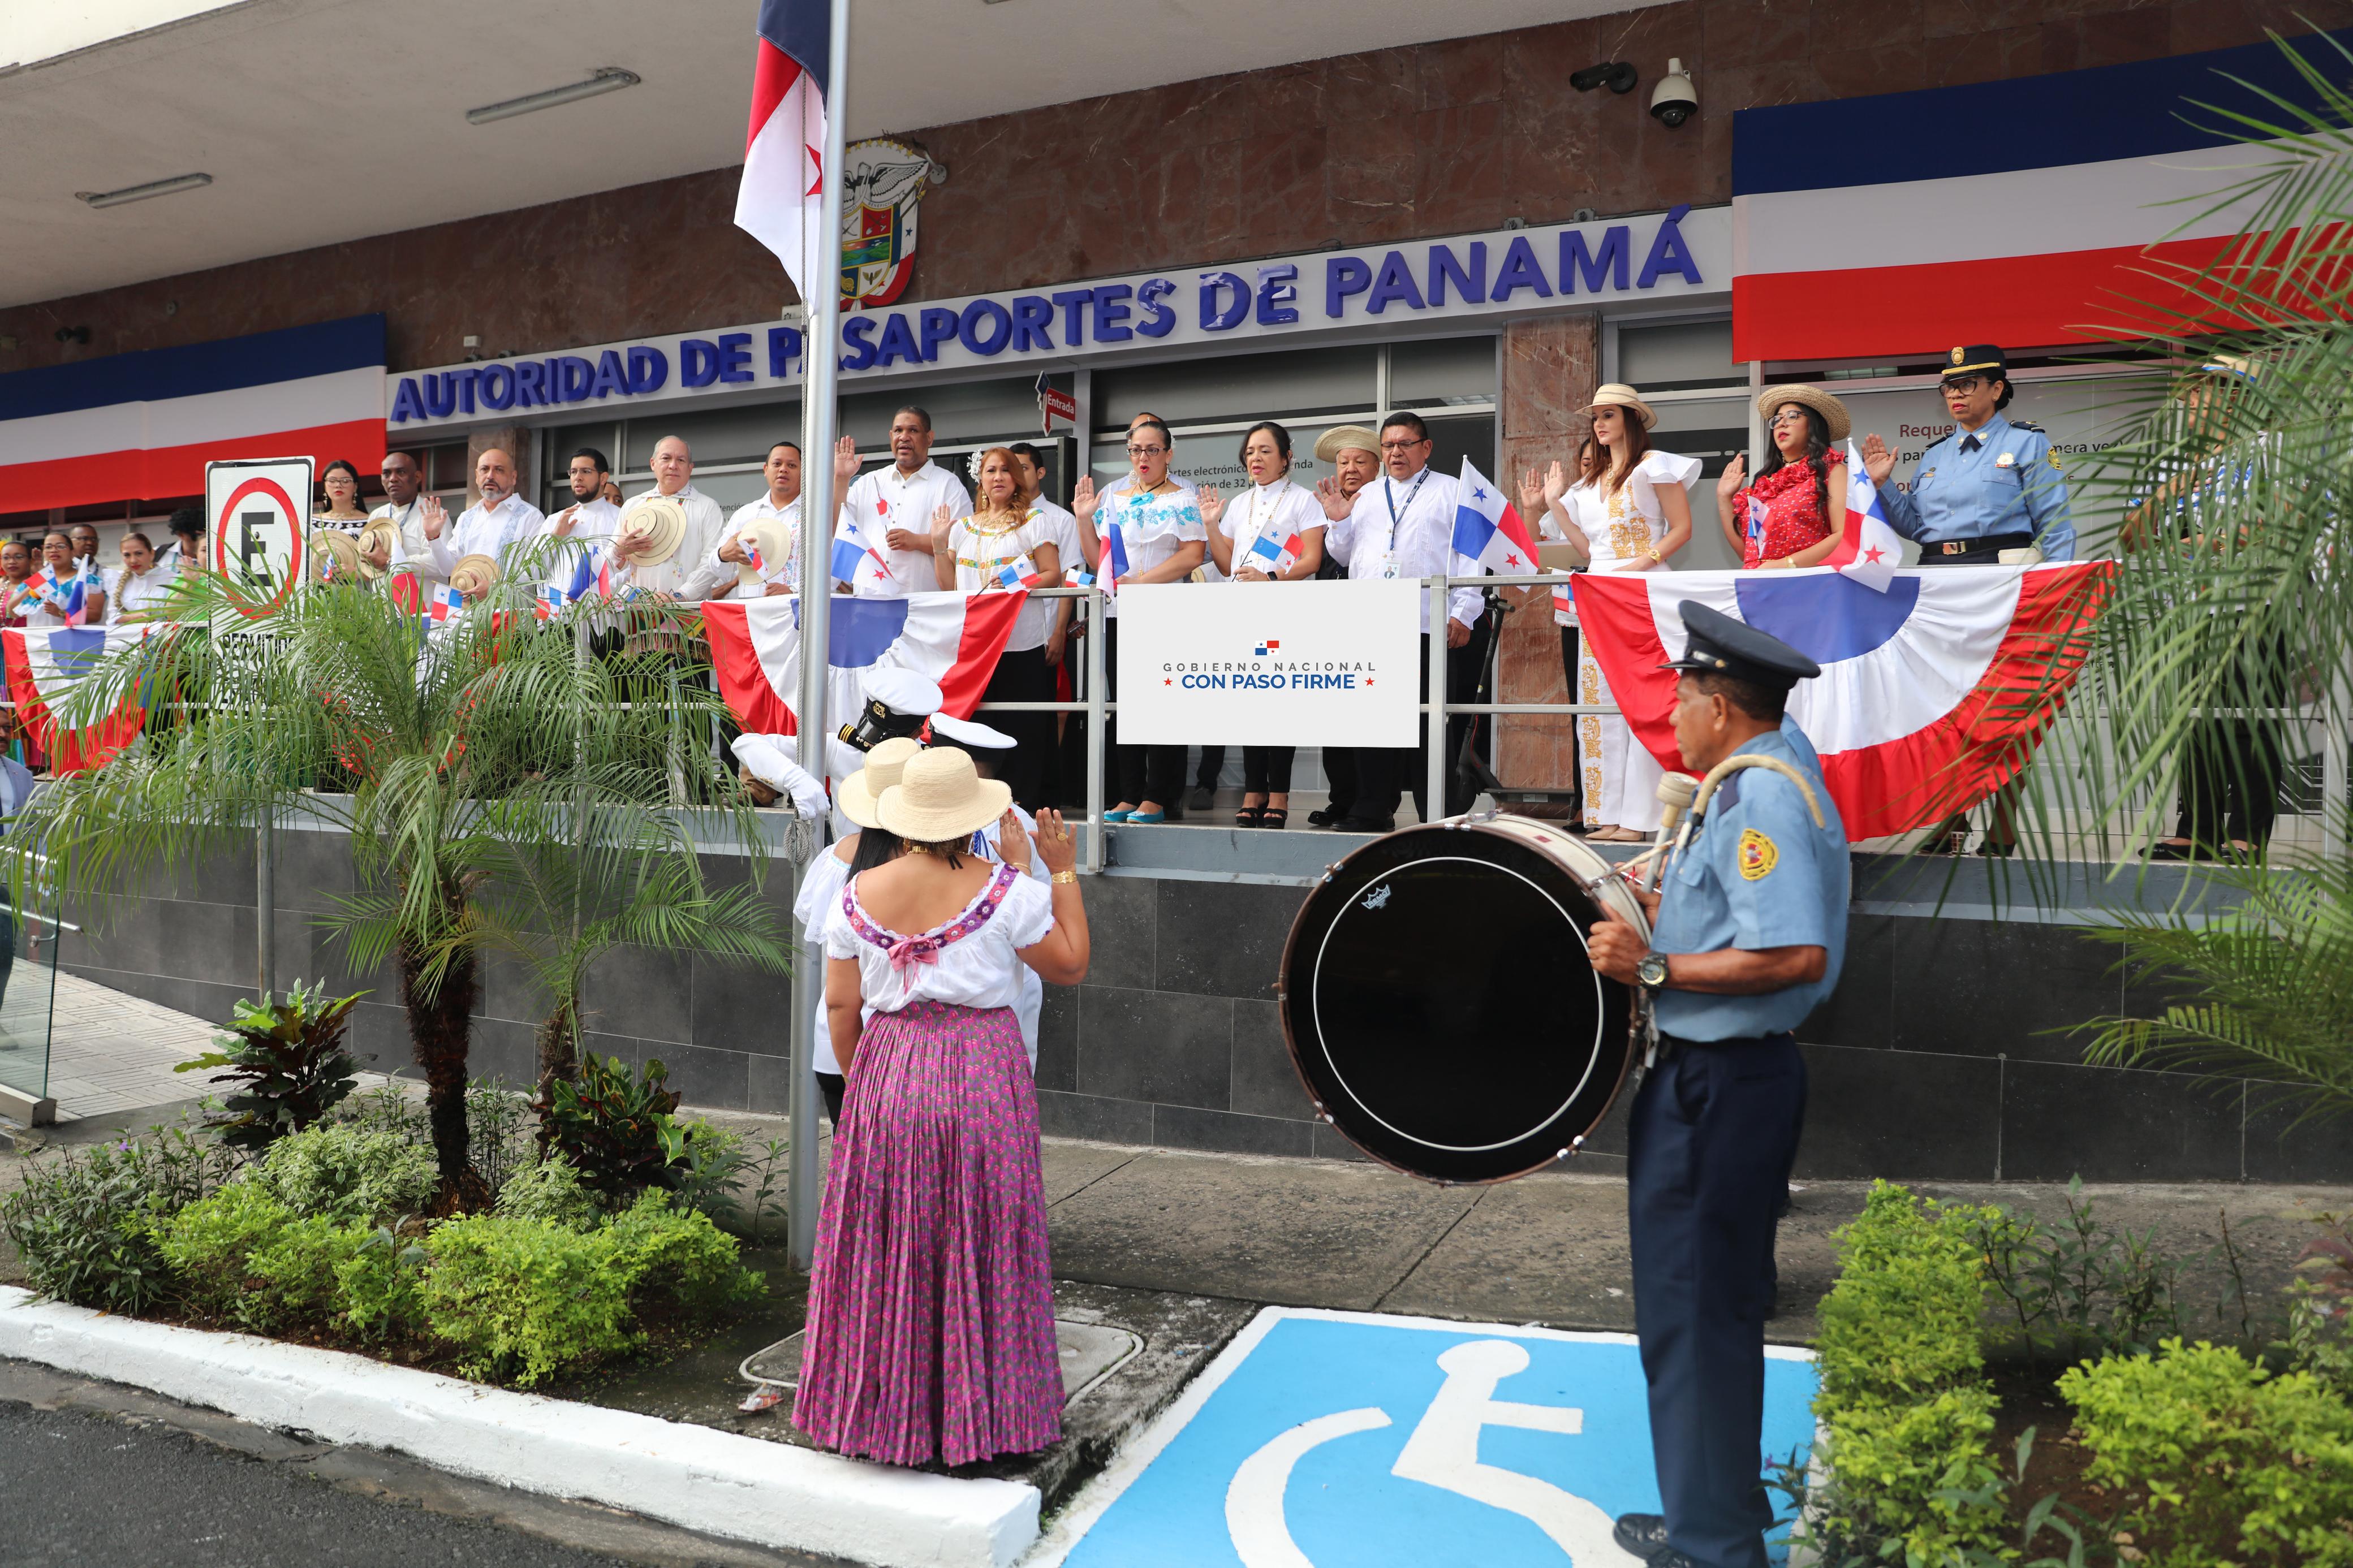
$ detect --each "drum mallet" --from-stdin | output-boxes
[1640,772,1699,895]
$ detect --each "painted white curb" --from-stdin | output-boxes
[0,1285,1038,1568]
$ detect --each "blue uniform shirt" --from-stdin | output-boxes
[1879,412,2074,560]
[1650,725,1849,1042]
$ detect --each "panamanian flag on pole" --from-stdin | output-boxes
[732,0,830,299]
[829,507,897,590]
[551,541,612,601]
[2,625,156,774]
[1451,459,1541,573]
[704,589,1030,738]
[1822,439,1904,592]
[1570,563,2111,837]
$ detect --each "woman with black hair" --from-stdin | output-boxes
[1200,421,1325,828]
[314,459,371,532]
[791,738,916,1125]
[1715,385,1851,571]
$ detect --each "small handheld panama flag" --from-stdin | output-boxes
[1746,494,1769,555]
[38,565,90,627]
[744,538,768,576]
[992,559,1043,590]
[535,584,570,621]
[428,583,466,623]
[1099,523,1132,595]
[555,541,613,601]
[1824,439,1905,593]
[731,0,830,299]
[829,513,895,588]
[1244,526,1305,576]
[1451,459,1541,572]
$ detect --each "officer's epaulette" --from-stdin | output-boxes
[2009,420,2045,434]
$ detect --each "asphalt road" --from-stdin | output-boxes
[0,1364,845,1568]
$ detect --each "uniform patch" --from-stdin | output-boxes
[1994,451,2015,468]
[1737,828,1778,880]
[2048,451,2065,469]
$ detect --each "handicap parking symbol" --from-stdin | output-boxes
[1036,1308,1818,1568]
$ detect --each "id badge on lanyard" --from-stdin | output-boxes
[1382,471,1429,580]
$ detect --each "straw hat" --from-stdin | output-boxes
[734,517,794,590]
[308,529,362,584]
[449,552,501,600]
[1583,384,1658,430]
[356,517,401,580]
[834,736,924,830]
[1756,383,1852,443]
[1313,425,1382,464]
[876,746,1012,843]
[618,494,688,568]
[2199,352,2260,383]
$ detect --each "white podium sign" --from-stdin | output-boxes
[1113,577,1421,746]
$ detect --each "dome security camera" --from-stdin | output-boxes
[1650,58,1696,127]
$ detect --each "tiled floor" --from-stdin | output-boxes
[10,971,220,1122]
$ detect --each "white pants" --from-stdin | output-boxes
[1578,641,1664,832]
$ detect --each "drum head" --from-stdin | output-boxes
[1280,822,1636,1183]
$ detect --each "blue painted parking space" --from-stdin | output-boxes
[1043,1308,1818,1568]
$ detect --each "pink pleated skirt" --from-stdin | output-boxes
[792,999,1062,1466]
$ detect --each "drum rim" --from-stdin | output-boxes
[1277,816,1644,1186]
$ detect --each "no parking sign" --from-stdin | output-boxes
[205,457,311,629]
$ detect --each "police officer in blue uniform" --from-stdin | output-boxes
[1588,602,1848,1568]
[1859,344,2074,563]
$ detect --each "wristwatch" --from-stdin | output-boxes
[1636,952,1670,992]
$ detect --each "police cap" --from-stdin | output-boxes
[1942,344,2007,382]
[1660,601,1821,690]
[838,666,944,751]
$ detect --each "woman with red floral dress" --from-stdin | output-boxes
[1714,385,1852,570]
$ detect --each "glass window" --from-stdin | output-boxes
[1649,396,1749,570]
[841,377,1046,450]
[1619,321,1742,392]
[1094,345,1377,429]
[1390,336,1496,408]
[544,423,622,473]
[620,470,773,512]
[622,404,802,471]
[426,443,473,491]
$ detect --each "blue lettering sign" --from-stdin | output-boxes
[512,360,546,406]
[1637,205,1703,288]
[917,308,960,361]
[390,377,426,422]
[588,351,628,399]
[626,346,667,395]
[767,326,801,378]
[1429,243,1488,306]
[717,331,755,383]
[421,373,456,418]
[555,355,592,402]
[1200,271,1248,332]
[1256,264,1300,327]
[1325,257,1373,318]
[1562,226,1630,294]
[873,312,922,366]
[840,316,879,371]
[1365,252,1425,314]
[679,338,721,388]
[450,366,480,415]
[960,299,1013,356]
[1490,235,1554,302]
[1048,290,1091,345]
[1135,278,1178,338]
[1011,296,1054,352]
[1093,284,1134,343]
[478,364,515,411]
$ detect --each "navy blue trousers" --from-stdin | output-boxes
[1627,1033,1808,1568]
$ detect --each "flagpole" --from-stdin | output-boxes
[787,0,852,1274]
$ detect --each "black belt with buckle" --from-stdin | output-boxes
[1929,533,2031,559]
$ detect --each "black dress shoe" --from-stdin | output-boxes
[1613,1514,1670,1560]
[1188,785,1214,811]
[1335,815,1395,834]
[1307,806,1346,827]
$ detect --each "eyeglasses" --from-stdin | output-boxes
[1943,377,1986,395]
[1125,444,1167,457]
[1379,439,1428,453]
[1768,409,1809,428]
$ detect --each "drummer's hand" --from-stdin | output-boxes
[1587,909,1649,986]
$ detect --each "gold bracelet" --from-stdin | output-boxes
[1051,869,1079,885]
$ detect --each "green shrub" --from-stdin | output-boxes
[535,1055,689,1203]
[492,1154,602,1229]
[246,1217,369,1328]
[250,1124,437,1224]
[334,1228,428,1340]
[2062,1339,2353,1568]
[0,1127,236,1312]
[152,1182,297,1319]
[669,1119,750,1224]
[1808,1181,2009,1565]
[174,980,364,1150]
[607,1189,764,1314]
[420,1215,635,1385]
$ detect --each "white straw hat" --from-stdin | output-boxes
[1755,383,1853,443]
[834,736,923,830]
[876,746,1011,843]
[1582,383,1658,429]
[618,494,688,567]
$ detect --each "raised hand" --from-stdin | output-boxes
[1072,476,1100,522]
[833,435,860,487]
[1517,468,1544,520]
[1197,486,1225,529]
[1032,808,1077,875]
[551,504,582,538]
[997,808,1033,873]
[420,494,449,541]
[1314,475,1352,521]
[1542,460,1570,508]
[1716,453,1748,499]
[929,502,956,544]
[1860,434,1897,486]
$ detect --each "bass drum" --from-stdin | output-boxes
[1279,815,1648,1184]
